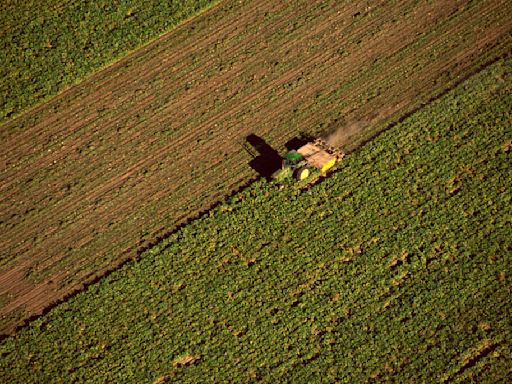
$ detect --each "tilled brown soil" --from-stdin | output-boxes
[1,0,511,335]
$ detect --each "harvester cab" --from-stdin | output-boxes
[282,150,310,181]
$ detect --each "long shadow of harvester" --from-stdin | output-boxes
[243,133,316,180]
[243,134,283,180]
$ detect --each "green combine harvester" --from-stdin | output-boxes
[274,139,345,181]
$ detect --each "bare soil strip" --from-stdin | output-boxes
[1,0,511,335]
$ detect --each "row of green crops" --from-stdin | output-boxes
[0,0,218,123]
[1,58,510,382]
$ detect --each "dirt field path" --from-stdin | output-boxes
[1,0,511,335]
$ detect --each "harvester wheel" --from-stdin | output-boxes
[294,167,310,181]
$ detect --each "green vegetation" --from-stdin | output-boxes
[1,58,511,382]
[0,0,218,123]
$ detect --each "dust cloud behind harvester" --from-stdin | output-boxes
[323,120,368,149]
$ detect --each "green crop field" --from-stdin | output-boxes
[0,0,217,123]
[1,57,511,382]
